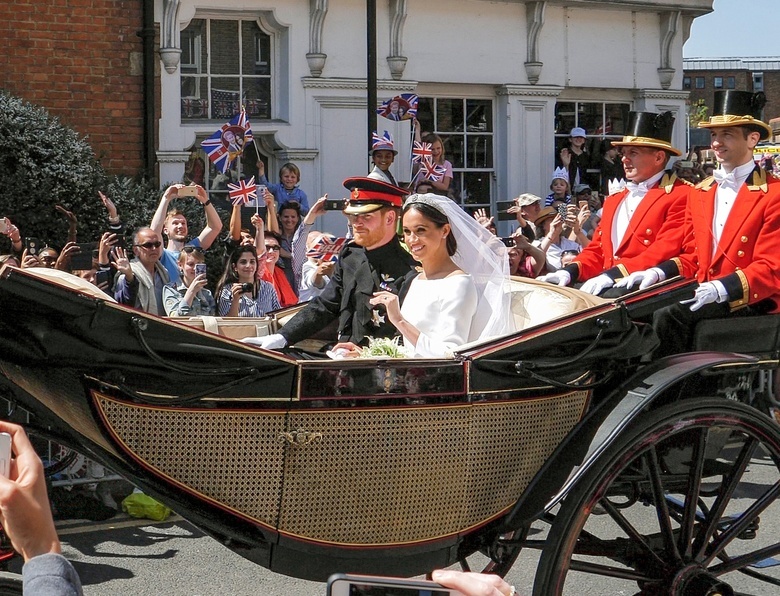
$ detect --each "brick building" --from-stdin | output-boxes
[683,57,780,138]
[0,0,149,175]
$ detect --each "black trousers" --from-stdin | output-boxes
[652,300,767,359]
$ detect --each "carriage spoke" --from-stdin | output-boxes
[568,558,660,583]
[708,541,780,576]
[679,427,707,559]
[646,448,682,564]
[692,436,758,560]
[600,497,667,569]
[703,479,780,566]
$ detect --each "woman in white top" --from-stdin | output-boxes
[371,194,515,357]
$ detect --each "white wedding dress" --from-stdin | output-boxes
[400,273,478,358]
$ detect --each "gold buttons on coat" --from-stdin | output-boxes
[737,250,745,257]
[741,236,749,243]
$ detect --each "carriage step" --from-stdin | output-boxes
[664,496,761,539]
[750,557,780,569]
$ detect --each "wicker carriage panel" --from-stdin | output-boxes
[96,395,286,527]
[278,392,588,545]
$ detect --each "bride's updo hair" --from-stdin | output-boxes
[402,194,457,256]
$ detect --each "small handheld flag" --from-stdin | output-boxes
[201,110,253,174]
[306,236,347,263]
[420,160,447,182]
[412,141,433,164]
[228,176,258,206]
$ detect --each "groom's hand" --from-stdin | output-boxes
[332,341,361,358]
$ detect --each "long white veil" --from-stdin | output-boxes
[403,194,516,343]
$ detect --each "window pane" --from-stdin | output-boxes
[578,103,602,135]
[416,97,435,133]
[604,104,630,136]
[441,134,464,169]
[436,99,464,132]
[695,77,705,89]
[555,102,576,134]
[727,76,736,89]
[466,99,492,132]
[211,78,241,120]
[245,78,272,119]
[466,135,492,169]
[461,171,491,205]
[683,76,691,90]
[181,81,208,119]
[211,20,239,75]
[714,77,723,89]
[242,21,270,76]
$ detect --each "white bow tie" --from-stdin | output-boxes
[625,181,650,196]
[713,169,739,189]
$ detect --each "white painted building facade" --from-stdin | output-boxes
[155,0,712,233]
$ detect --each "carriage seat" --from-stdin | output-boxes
[693,314,780,356]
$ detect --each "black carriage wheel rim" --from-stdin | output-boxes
[533,400,780,596]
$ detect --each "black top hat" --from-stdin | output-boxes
[342,177,408,214]
[612,111,681,156]
[698,90,771,140]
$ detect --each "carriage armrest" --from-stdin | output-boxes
[693,315,780,355]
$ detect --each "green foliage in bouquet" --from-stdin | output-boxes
[358,336,410,359]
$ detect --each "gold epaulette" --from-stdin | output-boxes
[747,168,768,192]
[695,176,716,191]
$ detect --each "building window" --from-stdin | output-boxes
[695,77,705,89]
[683,76,691,90]
[416,98,494,209]
[180,18,273,121]
[554,101,630,190]
[753,72,764,92]
[714,77,723,89]
[727,76,736,89]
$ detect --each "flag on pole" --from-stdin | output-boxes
[201,110,253,173]
[228,176,258,206]
[420,160,447,182]
[377,93,418,121]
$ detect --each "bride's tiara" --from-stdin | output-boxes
[403,193,448,217]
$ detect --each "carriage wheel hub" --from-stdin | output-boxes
[670,565,734,596]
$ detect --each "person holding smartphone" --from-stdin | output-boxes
[0,421,83,595]
[162,246,216,316]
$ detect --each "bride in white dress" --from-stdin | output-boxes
[370,193,515,357]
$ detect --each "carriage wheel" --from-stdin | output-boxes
[0,572,22,595]
[534,399,780,595]
[457,527,528,578]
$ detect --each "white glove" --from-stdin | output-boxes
[679,282,726,312]
[538,270,571,287]
[241,333,288,350]
[614,267,665,290]
[580,274,614,296]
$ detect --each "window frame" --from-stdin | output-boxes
[695,76,705,89]
[713,76,723,89]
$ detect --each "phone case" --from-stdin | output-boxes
[326,573,459,596]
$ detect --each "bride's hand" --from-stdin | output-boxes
[331,341,361,358]
[370,291,402,325]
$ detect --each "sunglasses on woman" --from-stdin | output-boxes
[264,245,281,252]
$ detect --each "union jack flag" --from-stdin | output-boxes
[412,141,433,164]
[306,236,346,263]
[377,93,418,121]
[200,110,253,174]
[228,176,258,206]
[420,160,447,182]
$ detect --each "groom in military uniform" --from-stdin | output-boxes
[251,177,415,352]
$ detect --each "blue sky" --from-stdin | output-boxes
[684,0,779,58]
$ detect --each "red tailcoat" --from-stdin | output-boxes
[565,172,691,283]
[657,168,780,312]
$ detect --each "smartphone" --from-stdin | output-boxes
[194,263,207,276]
[95,269,111,288]
[325,198,347,211]
[556,205,567,219]
[0,218,8,235]
[326,574,461,596]
[70,242,98,271]
[24,237,41,256]
[0,432,11,478]
[178,185,199,197]
[496,200,515,221]
[501,237,516,247]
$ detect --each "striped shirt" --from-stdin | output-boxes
[217,281,280,317]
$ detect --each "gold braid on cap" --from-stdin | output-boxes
[403,193,448,216]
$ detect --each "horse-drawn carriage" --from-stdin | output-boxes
[1,264,779,595]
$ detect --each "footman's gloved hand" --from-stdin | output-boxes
[242,333,288,350]
[538,270,571,287]
[614,267,665,290]
[679,282,726,312]
[580,274,614,295]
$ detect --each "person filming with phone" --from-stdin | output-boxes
[162,246,216,316]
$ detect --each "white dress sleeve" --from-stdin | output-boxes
[401,275,478,358]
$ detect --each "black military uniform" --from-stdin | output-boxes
[279,177,416,346]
